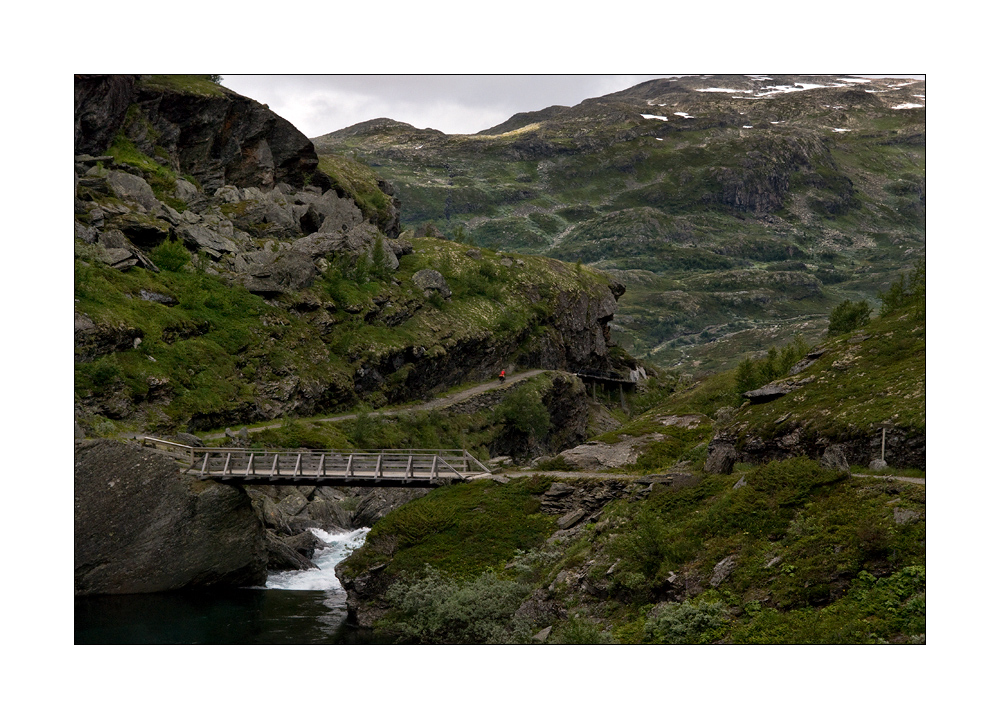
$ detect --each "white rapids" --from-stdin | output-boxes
[265,527,370,591]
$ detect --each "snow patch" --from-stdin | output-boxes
[742,125,753,129]
[674,111,693,118]
[696,87,753,93]
[832,128,852,132]
[755,83,828,97]
[837,77,871,84]
[640,114,669,121]
[892,103,924,110]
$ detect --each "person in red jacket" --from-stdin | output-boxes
[499,369,506,383]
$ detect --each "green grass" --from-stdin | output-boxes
[339,475,557,580]
[139,75,229,97]
[317,155,395,228]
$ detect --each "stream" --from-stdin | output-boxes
[75,528,372,644]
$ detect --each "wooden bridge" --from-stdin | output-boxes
[141,438,492,487]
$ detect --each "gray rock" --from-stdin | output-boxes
[139,289,178,305]
[177,223,239,257]
[893,508,921,525]
[742,382,793,403]
[820,444,851,473]
[264,530,318,571]
[214,185,242,203]
[732,475,747,489]
[107,170,158,211]
[710,555,738,587]
[557,435,659,470]
[557,508,587,530]
[465,248,483,260]
[869,458,889,471]
[532,626,553,643]
[788,349,826,376]
[99,246,138,270]
[75,220,98,243]
[238,251,318,294]
[174,177,201,203]
[174,432,204,447]
[412,268,452,298]
[704,442,738,475]
[75,440,266,595]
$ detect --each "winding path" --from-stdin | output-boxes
[200,369,550,440]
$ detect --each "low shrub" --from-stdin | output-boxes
[644,600,730,644]
[379,566,531,644]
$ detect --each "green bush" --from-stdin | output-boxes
[150,239,191,272]
[379,566,531,643]
[644,600,730,644]
[828,299,872,335]
[493,384,550,441]
[554,617,615,644]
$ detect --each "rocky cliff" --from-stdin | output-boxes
[74,439,267,594]
[74,76,633,436]
[75,74,324,193]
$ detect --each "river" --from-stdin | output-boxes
[74,527,373,644]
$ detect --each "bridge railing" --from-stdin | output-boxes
[140,438,492,479]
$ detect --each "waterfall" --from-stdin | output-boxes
[265,527,370,591]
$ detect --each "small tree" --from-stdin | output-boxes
[734,356,760,395]
[878,263,925,316]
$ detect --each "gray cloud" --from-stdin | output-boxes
[220,75,923,139]
[220,75,666,137]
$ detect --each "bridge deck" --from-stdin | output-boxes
[142,439,492,487]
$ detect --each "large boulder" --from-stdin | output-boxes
[107,170,158,212]
[412,269,452,298]
[75,440,267,595]
[704,441,738,475]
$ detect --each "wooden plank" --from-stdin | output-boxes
[222,453,232,477]
[293,453,302,479]
[200,452,210,476]
[374,454,382,479]
[245,453,255,476]
[345,454,353,479]
[405,454,414,479]
[269,454,279,479]
[430,455,438,482]
[316,454,325,479]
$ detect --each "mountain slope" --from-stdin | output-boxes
[74,75,637,436]
[313,75,925,373]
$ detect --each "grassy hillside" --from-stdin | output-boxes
[336,269,925,644]
[313,75,925,373]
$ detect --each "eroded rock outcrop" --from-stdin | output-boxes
[75,440,267,595]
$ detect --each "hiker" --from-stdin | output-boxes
[499,369,506,383]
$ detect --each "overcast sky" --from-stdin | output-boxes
[219,75,672,138]
[220,75,925,139]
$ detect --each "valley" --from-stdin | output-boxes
[73,74,925,646]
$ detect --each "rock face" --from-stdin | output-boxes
[73,75,633,435]
[556,433,662,471]
[75,75,322,193]
[75,75,139,156]
[74,440,267,595]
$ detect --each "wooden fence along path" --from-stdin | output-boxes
[141,438,492,487]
